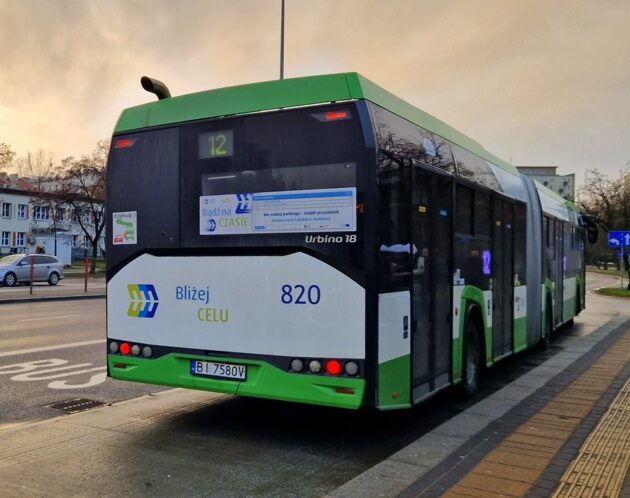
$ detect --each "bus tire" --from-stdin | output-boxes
[460,319,481,399]
[539,297,552,350]
[565,289,580,327]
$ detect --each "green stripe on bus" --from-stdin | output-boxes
[460,285,493,369]
[109,354,366,410]
[563,296,577,323]
[514,316,527,353]
[377,354,411,410]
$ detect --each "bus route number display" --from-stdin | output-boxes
[199,130,233,159]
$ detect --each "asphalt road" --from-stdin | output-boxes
[0,299,165,426]
[0,272,624,496]
[0,277,105,297]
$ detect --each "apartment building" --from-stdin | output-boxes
[515,165,575,201]
[0,172,104,264]
[0,187,32,256]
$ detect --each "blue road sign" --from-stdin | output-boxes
[608,231,630,247]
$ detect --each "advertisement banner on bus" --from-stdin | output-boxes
[199,187,356,235]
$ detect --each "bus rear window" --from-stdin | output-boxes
[180,104,366,241]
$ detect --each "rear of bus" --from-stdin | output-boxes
[106,98,375,409]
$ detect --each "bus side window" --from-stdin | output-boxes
[474,190,491,237]
[377,152,411,292]
[455,185,473,235]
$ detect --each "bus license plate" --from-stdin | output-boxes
[190,360,246,381]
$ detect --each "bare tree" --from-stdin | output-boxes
[0,142,16,171]
[578,167,630,279]
[14,149,55,183]
[56,140,108,272]
[15,149,66,255]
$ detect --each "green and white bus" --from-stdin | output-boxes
[106,73,595,410]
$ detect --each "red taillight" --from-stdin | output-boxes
[120,342,131,355]
[326,360,342,376]
[114,138,136,149]
[325,111,349,121]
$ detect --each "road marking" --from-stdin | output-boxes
[0,359,108,389]
[11,364,102,381]
[18,314,81,323]
[0,339,105,358]
[48,371,107,389]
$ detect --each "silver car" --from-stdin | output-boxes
[0,254,65,286]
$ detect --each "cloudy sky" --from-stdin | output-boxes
[1,0,629,186]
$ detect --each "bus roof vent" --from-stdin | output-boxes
[141,76,172,100]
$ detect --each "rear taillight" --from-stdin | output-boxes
[290,359,304,372]
[114,137,137,149]
[325,360,342,376]
[308,360,322,374]
[109,341,153,358]
[344,361,359,376]
[289,358,360,377]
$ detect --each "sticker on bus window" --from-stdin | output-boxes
[199,188,356,235]
[113,211,137,245]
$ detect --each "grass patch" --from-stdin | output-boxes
[595,286,630,298]
[586,266,622,276]
[67,260,105,271]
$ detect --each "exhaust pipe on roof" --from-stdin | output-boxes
[140,76,171,100]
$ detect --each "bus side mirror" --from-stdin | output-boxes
[583,216,598,244]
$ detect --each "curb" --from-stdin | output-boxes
[0,294,105,305]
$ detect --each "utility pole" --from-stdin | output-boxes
[280,0,285,79]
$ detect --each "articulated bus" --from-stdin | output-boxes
[106,73,596,410]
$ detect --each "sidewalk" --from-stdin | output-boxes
[0,277,105,303]
[330,318,630,498]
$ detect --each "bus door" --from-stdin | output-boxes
[410,165,452,399]
[492,197,514,358]
[555,221,564,325]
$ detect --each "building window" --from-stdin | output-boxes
[55,208,65,222]
[1,232,9,246]
[1,202,11,218]
[33,206,51,220]
[83,211,92,224]
[83,237,91,249]
[16,232,25,246]
[17,204,27,219]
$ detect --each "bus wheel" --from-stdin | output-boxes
[461,320,481,398]
[539,301,552,350]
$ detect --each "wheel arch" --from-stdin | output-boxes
[464,302,487,368]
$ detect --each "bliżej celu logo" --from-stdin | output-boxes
[127,284,159,318]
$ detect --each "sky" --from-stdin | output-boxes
[1,0,629,188]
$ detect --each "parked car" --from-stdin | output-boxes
[0,254,64,286]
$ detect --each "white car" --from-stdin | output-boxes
[0,254,65,286]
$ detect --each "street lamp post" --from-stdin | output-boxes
[280,0,285,80]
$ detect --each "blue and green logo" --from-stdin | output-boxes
[127,284,159,318]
